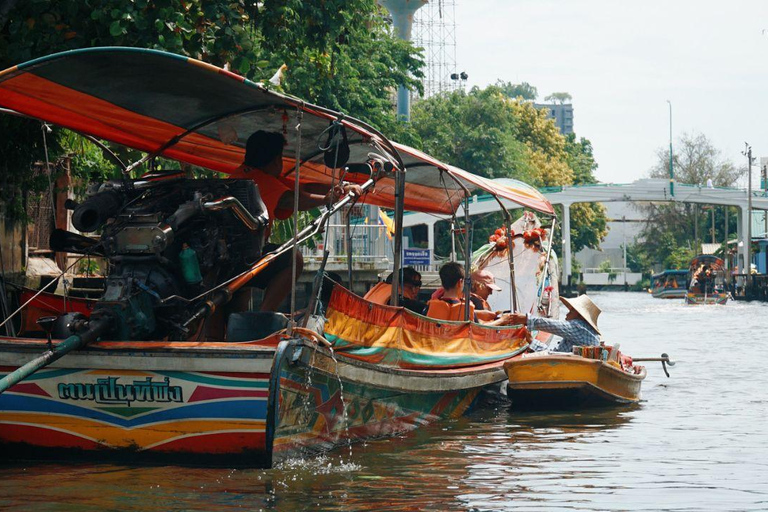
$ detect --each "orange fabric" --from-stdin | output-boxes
[228,165,293,221]
[363,282,392,305]
[426,299,475,322]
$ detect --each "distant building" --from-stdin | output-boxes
[533,103,574,135]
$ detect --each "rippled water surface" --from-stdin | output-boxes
[2,292,767,511]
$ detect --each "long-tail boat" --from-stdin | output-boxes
[504,347,648,409]
[685,255,728,305]
[650,269,688,299]
[0,48,554,466]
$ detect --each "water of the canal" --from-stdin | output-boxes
[1,291,767,511]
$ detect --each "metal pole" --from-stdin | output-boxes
[743,143,753,276]
[667,100,674,197]
[391,168,405,306]
[725,206,730,282]
[463,195,472,321]
[623,216,628,289]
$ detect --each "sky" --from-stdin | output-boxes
[450,0,768,187]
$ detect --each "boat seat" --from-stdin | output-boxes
[226,311,289,342]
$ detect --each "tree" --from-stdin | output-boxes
[650,132,740,187]
[411,83,607,257]
[0,1,424,219]
[636,132,742,270]
[495,80,537,101]
[544,92,572,104]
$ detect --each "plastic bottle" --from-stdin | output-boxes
[179,243,203,284]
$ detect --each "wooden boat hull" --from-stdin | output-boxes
[0,337,277,466]
[651,287,686,299]
[0,335,517,466]
[685,292,727,305]
[504,354,646,409]
[269,338,511,458]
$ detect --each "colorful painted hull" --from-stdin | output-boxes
[685,292,728,305]
[269,338,515,457]
[0,286,529,465]
[0,334,524,466]
[0,337,276,466]
[651,287,687,299]
[504,353,647,409]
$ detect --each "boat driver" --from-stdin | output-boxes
[230,130,362,311]
[509,295,601,353]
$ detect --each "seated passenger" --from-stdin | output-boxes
[469,269,503,322]
[364,267,427,315]
[427,262,510,326]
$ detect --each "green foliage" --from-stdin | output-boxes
[411,84,606,255]
[258,1,423,142]
[636,132,740,271]
[495,80,537,100]
[625,242,651,273]
[0,116,62,221]
[544,92,572,104]
[650,132,741,187]
[564,133,598,185]
[0,0,424,224]
[77,258,100,277]
[598,259,617,283]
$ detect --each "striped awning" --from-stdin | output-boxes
[0,47,553,215]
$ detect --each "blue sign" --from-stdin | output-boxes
[403,248,431,266]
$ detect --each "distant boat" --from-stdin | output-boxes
[504,350,647,409]
[686,255,728,305]
[650,270,688,299]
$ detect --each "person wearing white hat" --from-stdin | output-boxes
[509,295,601,353]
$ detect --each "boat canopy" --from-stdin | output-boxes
[651,269,689,280]
[0,47,553,216]
[688,255,724,272]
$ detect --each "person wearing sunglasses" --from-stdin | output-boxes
[364,266,427,314]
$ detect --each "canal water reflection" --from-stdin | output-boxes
[1,292,767,511]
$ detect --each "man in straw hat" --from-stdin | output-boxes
[510,295,601,353]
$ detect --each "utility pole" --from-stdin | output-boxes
[667,100,674,197]
[743,143,754,275]
[623,215,628,291]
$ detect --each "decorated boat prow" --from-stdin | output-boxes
[685,255,728,305]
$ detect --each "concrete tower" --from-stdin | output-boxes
[379,0,428,121]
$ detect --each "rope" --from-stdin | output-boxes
[0,255,85,331]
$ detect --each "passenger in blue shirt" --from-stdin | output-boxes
[510,295,601,353]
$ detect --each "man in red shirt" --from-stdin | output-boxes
[231,131,361,311]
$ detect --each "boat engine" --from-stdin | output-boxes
[53,176,269,341]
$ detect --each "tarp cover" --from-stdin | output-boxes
[0,47,554,215]
[323,286,528,369]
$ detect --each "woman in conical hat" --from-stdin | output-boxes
[510,295,601,353]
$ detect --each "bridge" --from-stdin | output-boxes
[403,178,768,285]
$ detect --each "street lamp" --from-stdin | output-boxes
[667,100,674,197]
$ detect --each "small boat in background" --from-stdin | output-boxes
[650,270,687,299]
[686,255,728,305]
[504,347,647,409]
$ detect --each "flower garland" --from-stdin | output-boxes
[488,226,547,251]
